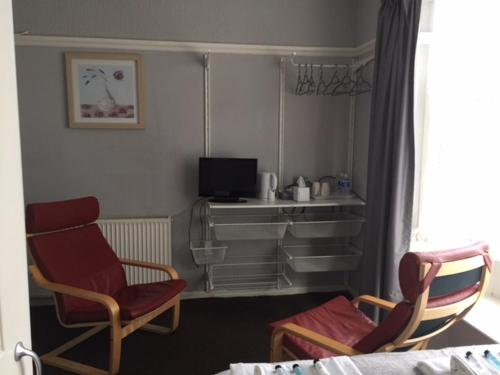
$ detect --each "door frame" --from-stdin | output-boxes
[0,0,33,373]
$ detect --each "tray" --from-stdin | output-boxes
[209,215,288,240]
[312,192,356,200]
[190,240,228,265]
[286,212,364,238]
[282,244,362,272]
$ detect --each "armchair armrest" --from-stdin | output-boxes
[272,323,361,357]
[119,258,179,280]
[28,265,120,325]
[351,295,396,311]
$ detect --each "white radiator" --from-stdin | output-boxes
[97,217,172,285]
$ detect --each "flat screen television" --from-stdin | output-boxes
[199,157,257,203]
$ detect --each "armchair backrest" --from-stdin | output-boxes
[26,197,127,323]
[354,242,491,353]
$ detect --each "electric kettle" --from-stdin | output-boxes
[258,172,278,200]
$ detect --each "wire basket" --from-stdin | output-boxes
[190,240,228,265]
[209,215,289,241]
[282,244,362,272]
[287,212,364,238]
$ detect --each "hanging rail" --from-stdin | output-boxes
[291,54,375,97]
[290,54,375,70]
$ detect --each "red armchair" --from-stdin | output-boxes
[26,196,187,375]
[270,242,492,361]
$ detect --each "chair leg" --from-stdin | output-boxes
[270,330,285,362]
[137,300,182,335]
[109,323,122,374]
[171,300,181,332]
[140,323,172,334]
[41,325,110,375]
[419,339,430,350]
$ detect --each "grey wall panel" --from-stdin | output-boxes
[17,47,204,218]
[351,0,378,199]
[284,94,350,186]
[352,93,371,200]
[354,0,380,45]
[13,0,356,47]
[211,54,280,173]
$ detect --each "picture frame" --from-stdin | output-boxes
[65,52,145,129]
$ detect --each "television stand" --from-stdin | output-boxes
[208,197,247,203]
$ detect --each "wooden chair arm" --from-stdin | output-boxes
[351,295,396,311]
[273,323,361,356]
[29,265,120,323]
[119,258,179,280]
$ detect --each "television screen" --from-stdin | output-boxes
[199,157,257,201]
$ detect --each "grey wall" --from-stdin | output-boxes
[352,63,374,200]
[14,0,356,47]
[352,1,379,200]
[354,0,380,45]
[17,48,204,217]
[15,1,378,294]
[284,74,351,184]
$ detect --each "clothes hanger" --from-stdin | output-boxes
[323,67,341,96]
[316,65,327,95]
[295,64,304,95]
[306,64,316,95]
[349,64,372,96]
[331,66,354,96]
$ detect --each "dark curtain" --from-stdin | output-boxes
[360,0,422,309]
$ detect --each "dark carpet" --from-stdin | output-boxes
[31,291,347,375]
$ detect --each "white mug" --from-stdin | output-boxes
[320,182,330,197]
[312,181,321,196]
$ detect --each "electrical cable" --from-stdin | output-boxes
[188,198,207,246]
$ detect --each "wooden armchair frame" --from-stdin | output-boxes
[271,254,490,362]
[30,258,182,375]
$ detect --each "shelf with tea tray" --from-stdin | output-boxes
[191,196,366,292]
[207,196,365,209]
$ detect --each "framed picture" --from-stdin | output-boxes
[65,52,145,129]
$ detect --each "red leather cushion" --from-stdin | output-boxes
[115,279,187,320]
[399,242,490,302]
[269,296,377,359]
[26,196,99,233]
[29,224,128,323]
[63,280,188,324]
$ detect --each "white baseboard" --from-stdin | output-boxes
[181,284,351,300]
[30,284,352,306]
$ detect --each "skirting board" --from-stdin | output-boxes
[29,284,356,306]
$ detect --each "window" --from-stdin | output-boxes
[413,0,500,301]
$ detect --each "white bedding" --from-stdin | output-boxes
[229,356,361,375]
[214,345,500,375]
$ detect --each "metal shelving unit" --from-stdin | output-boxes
[195,197,366,292]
